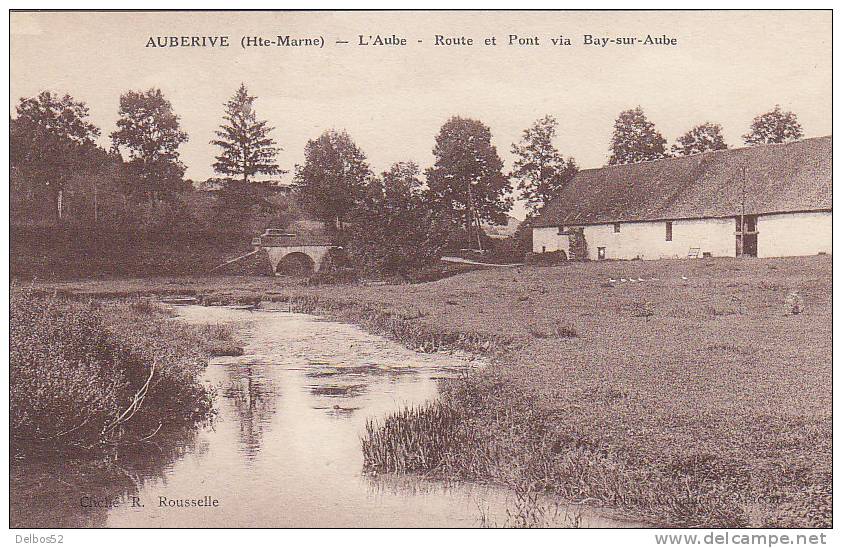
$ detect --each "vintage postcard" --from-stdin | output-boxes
[7,8,833,538]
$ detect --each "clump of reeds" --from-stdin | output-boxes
[361,402,464,473]
[128,298,173,317]
[193,323,244,357]
[204,341,244,357]
[527,320,578,339]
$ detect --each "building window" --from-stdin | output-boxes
[665,221,673,241]
[597,247,606,260]
[613,223,621,233]
[557,225,565,235]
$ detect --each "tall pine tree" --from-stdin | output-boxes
[211,84,282,183]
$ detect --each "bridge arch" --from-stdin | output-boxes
[275,251,315,275]
[263,245,334,276]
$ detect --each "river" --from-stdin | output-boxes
[11,305,638,528]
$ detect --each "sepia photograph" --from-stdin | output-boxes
[7,7,833,537]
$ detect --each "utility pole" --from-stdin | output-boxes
[93,180,98,224]
[740,165,746,257]
[474,207,484,252]
[467,180,481,250]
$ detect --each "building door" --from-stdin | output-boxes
[568,228,587,260]
[736,215,758,257]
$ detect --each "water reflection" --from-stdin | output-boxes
[221,361,279,460]
[10,424,203,528]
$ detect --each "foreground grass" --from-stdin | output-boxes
[26,255,832,527]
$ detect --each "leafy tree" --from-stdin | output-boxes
[346,162,447,276]
[672,122,728,156]
[10,91,103,223]
[425,116,512,249]
[293,129,372,232]
[211,84,283,184]
[110,88,189,202]
[510,115,578,216]
[513,214,535,254]
[608,106,668,165]
[213,177,283,234]
[742,105,803,145]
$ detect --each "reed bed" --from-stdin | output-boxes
[362,402,465,473]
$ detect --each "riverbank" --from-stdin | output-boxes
[10,289,243,458]
[24,255,832,528]
[11,226,255,278]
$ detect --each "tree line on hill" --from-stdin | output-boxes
[10,84,805,277]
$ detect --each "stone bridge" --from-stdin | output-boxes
[252,229,337,275]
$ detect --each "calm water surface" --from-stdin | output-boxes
[13,305,637,528]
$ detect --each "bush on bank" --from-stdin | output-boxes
[10,289,215,457]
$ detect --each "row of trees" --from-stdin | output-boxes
[608,105,803,165]
[10,84,807,275]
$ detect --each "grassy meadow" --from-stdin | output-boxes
[25,255,832,527]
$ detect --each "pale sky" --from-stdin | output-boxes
[11,10,831,220]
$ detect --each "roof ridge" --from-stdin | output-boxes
[577,135,832,174]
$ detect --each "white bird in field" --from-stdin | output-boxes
[681,275,688,281]
[609,278,617,284]
[620,278,627,282]
[637,277,645,282]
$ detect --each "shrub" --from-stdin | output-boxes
[307,266,359,286]
[487,237,527,264]
[452,237,526,265]
[525,250,568,266]
[527,320,578,339]
[631,300,655,320]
